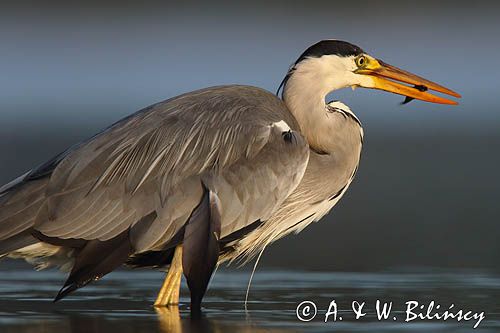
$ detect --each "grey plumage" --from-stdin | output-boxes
[0,42,372,305]
[224,100,362,262]
[0,85,319,275]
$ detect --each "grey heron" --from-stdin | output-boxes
[0,40,460,312]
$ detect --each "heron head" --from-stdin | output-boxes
[281,40,460,105]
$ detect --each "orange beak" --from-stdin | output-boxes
[356,58,461,105]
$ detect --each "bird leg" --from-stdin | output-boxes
[154,189,221,311]
[154,245,183,307]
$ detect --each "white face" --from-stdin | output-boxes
[284,49,460,111]
[290,54,376,95]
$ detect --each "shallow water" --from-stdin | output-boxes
[0,265,498,332]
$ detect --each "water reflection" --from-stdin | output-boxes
[156,307,182,333]
[0,267,498,333]
[155,308,290,333]
[0,307,287,333]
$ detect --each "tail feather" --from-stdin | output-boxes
[0,230,37,256]
[1,152,68,268]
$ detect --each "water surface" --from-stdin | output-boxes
[0,265,498,332]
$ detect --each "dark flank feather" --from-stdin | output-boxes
[54,230,133,302]
[32,230,87,248]
[126,226,186,269]
[219,220,263,250]
[126,248,175,269]
[126,220,264,269]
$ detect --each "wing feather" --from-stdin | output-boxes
[13,86,309,255]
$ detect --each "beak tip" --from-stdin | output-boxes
[448,90,462,99]
[369,61,462,106]
[443,99,459,106]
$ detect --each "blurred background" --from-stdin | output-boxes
[0,0,498,273]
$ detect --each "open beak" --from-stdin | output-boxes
[356,58,461,105]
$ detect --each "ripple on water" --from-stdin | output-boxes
[0,266,498,333]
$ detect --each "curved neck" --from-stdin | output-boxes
[282,69,332,152]
[282,56,361,152]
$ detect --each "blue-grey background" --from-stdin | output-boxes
[0,0,498,273]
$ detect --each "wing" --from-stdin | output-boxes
[4,85,309,255]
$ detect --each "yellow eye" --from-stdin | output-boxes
[356,55,368,68]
